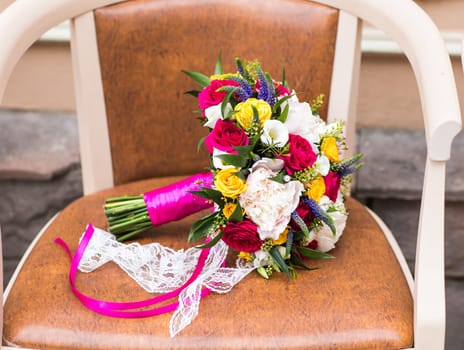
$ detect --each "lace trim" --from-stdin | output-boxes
[78,227,255,336]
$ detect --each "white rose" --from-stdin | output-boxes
[239,163,304,240]
[260,119,289,147]
[204,103,232,128]
[314,155,330,176]
[314,209,347,252]
[283,94,324,146]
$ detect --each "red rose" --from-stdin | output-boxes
[204,119,249,154]
[198,79,239,111]
[274,82,290,97]
[280,134,317,175]
[222,220,263,253]
[306,240,318,250]
[323,171,341,202]
[290,200,314,231]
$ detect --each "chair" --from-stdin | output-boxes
[0,0,461,349]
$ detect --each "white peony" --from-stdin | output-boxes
[204,103,232,129]
[239,162,304,240]
[253,157,285,172]
[260,119,289,147]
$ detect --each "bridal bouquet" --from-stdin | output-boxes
[105,57,363,279]
[60,57,362,337]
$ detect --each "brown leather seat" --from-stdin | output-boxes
[4,176,413,349]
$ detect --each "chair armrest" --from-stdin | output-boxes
[316,0,461,161]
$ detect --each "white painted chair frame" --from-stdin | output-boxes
[0,1,461,349]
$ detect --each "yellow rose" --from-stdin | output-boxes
[214,168,247,199]
[272,228,289,246]
[234,98,272,130]
[321,136,340,162]
[306,176,326,202]
[222,202,237,218]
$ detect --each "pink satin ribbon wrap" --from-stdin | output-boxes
[55,172,217,320]
[144,172,214,227]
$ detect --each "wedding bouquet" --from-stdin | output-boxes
[59,57,362,337]
[105,57,363,279]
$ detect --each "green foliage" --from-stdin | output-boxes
[188,211,220,243]
[181,69,211,87]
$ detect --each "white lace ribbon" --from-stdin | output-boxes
[78,227,255,336]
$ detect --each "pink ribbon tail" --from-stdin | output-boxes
[54,224,212,318]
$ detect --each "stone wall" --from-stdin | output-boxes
[0,109,462,348]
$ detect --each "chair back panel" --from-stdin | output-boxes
[94,0,339,185]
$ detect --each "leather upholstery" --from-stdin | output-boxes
[3,176,413,349]
[94,0,339,185]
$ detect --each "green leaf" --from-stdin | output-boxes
[251,105,260,125]
[291,211,311,240]
[195,231,223,249]
[273,93,293,113]
[215,153,248,168]
[298,246,334,260]
[269,247,290,279]
[197,135,206,153]
[257,266,270,279]
[290,254,319,271]
[234,144,255,157]
[214,51,223,75]
[188,211,219,243]
[270,169,287,184]
[181,69,211,87]
[220,87,238,118]
[228,201,243,223]
[184,90,200,98]
[189,187,224,207]
[285,231,294,258]
[277,103,289,123]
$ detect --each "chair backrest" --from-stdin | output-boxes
[70,0,361,194]
[0,1,461,349]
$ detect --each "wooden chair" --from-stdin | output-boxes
[0,0,461,349]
